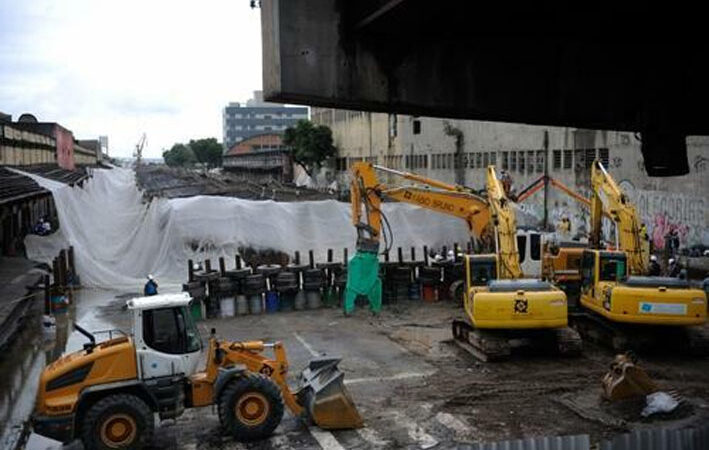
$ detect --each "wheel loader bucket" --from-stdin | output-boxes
[601,353,659,401]
[298,357,364,429]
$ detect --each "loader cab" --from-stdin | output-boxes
[127,293,203,380]
[516,229,543,277]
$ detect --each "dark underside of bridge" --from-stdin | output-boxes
[261,0,709,176]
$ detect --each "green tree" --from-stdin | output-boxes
[189,138,223,168]
[163,143,196,167]
[283,120,336,176]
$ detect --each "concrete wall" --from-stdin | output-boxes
[314,108,709,248]
[0,124,56,166]
[74,143,98,166]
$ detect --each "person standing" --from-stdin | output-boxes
[667,258,680,278]
[648,255,661,276]
[144,274,158,296]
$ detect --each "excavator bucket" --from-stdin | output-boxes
[298,357,364,429]
[601,353,659,401]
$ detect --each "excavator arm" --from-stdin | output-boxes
[485,166,523,279]
[350,162,491,250]
[590,160,649,275]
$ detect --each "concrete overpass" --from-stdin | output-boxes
[261,0,707,176]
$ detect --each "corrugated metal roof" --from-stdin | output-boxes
[600,424,709,450]
[463,434,590,450]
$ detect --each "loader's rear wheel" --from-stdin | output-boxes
[81,394,154,449]
[218,374,284,442]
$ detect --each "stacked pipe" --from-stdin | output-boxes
[285,251,309,310]
[197,259,220,318]
[405,247,425,301]
[445,243,466,304]
[225,256,251,316]
[256,264,282,313]
[243,271,266,314]
[334,248,348,306]
[302,250,324,309]
[183,259,207,320]
[380,251,399,304]
[316,249,343,308]
[392,247,413,303]
[418,246,442,302]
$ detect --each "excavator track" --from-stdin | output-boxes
[570,312,709,356]
[453,320,583,361]
[452,320,511,362]
[555,326,583,356]
[685,325,709,356]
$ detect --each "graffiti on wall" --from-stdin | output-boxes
[618,180,707,248]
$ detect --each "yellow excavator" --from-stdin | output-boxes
[349,162,581,360]
[577,160,707,353]
[32,293,362,449]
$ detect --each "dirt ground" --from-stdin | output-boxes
[58,295,709,450]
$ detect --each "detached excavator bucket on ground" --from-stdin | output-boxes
[297,357,364,429]
[601,353,659,401]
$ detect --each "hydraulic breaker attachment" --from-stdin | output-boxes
[601,352,659,401]
[297,357,364,429]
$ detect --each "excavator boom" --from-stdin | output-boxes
[485,166,523,279]
[590,160,649,274]
[350,162,491,247]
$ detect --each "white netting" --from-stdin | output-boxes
[22,168,469,289]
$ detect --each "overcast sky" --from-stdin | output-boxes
[0,0,264,158]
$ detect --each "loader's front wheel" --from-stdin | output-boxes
[81,394,154,449]
[219,374,284,442]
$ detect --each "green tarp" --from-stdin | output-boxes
[344,250,381,315]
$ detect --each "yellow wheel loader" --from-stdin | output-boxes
[32,293,362,449]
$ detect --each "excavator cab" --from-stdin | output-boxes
[466,255,498,287]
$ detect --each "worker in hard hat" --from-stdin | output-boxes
[648,254,661,276]
[667,258,681,278]
[144,274,159,296]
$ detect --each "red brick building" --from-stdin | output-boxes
[223,133,293,183]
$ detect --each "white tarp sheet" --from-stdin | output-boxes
[22,168,469,289]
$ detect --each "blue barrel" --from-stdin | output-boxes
[265,291,279,313]
[408,283,421,301]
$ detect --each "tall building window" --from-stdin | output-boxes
[536,151,544,173]
[468,153,475,169]
[483,152,489,167]
[413,120,421,135]
[510,152,517,171]
[502,152,509,170]
[475,153,482,168]
[599,148,609,167]
[585,148,596,169]
[527,151,535,174]
[563,149,572,169]
[519,151,526,172]
[553,150,561,170]
[424,154,428,169]
[574,149,584,171]
[490,151,496,166]
[389,114,397,138]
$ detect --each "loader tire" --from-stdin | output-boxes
[218,374,284,442]
[81,394,154,450]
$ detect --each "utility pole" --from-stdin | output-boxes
[542,130,549,230]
